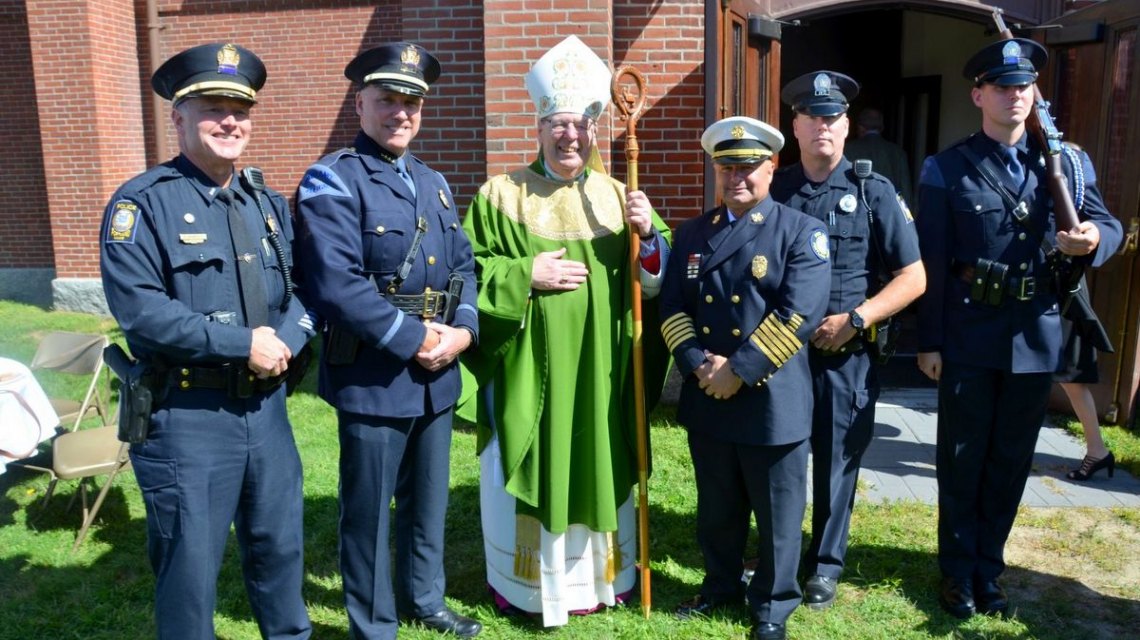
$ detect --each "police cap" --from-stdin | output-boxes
[701,116,784,165]
[345,43,441,98]
[152,43,266,105]
[781,71,859,117]
[963,38,1047,87]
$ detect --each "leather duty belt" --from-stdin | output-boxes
[952,261,1053,302]
[383,289,451,319]
[171,364,285,399]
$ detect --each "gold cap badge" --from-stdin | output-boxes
[731,125,746,139]
[217,44,240,75]
[401,45,421,69]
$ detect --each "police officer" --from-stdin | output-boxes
[770,71,925,610]
[292,43,480,639]
[665,117,830,640]
[100,44,314,640]
[916,39,1121,618]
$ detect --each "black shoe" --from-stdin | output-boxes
[975,579,1009,617]
[751,622,787,640]
[674,594,741,619]
[415,608,482,638]
[803,575,837,610]
[938,577,975,619]
[1068,451,1115,481]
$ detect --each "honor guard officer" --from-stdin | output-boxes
[665,117,830,640]
[770,71,925,610]
[100,44,314,640]
[916,39,1120,618]
[293,43,481,639]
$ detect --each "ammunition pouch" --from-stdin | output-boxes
[954,259,1052,306]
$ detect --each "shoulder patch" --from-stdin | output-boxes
[298,164,353,203]
[918,156,944,189]
[810,229,830,261]
[105,200,141,244]
[897,193,914,223]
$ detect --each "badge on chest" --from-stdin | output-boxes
[752,254,768,280]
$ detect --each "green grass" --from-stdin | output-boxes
[1,300,1139,639]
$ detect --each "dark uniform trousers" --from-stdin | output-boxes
[935,362,1051,580]
[771,158,919,580]
[338,407,453,639]
[132,385,308,640]
[294,131,479,640]
[661,198,830,626]
[805,349,879,579]
[101,155,315,640]
[917,132,1122,582]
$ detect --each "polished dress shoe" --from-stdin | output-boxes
[415,608,482,638]
[674,594,741,619]
[1068,451,1115,481]
[974,579,1009,617]
[938,576,975,619]
[751,622,787,640]
[803,575,837,610]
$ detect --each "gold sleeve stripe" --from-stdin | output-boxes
[768,318,802,353]
[753,318,796,357]
[662,313,697,352]
[753,332,789,367]
[787,313,804,331]
[755,322,794,364]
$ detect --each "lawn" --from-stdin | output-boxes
[1,300,1138,639]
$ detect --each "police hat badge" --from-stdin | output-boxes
[752,255,768,280]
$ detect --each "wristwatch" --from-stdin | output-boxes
[848,308,866,331]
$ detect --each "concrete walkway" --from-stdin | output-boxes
[840,388,1140,507]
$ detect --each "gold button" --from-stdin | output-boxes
[425,286,432,293]
[1018,232,1027,241]
[428,256,436,265]
[702,326,710,334]
[705,295,713,303]
[376,225,385,233]
[731,295,740,303]
[249,374,255,382]
[181,368,190,375]
[180,380,189,389]
[732,328,742,336]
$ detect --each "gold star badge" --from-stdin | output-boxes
[750,211,764,224]
[711,213,722,225]
[731,125,745,139]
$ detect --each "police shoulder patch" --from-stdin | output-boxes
[297,164,353,202]
[106,200,141,244]
[810,229,830,261]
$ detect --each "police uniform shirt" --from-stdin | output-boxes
[771,157,921,316]
[101,155,313,364]
[659,197,830,446]
[916,132,1121,373]
[294,131,479,418]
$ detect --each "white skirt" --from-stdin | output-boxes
[480,431,637,627]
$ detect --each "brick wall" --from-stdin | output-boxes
[26,0,147,279]
[613,0,705,224]
[0,1,54,269]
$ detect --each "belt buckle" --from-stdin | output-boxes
[1016,277,1036,301]
[421,291,441,318]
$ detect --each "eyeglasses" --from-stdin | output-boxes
[543,118,595,135]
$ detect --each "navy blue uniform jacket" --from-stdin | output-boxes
[917,133,1122,373]
[294,132,478,418]
[659,197,830,445]
[101,155,313,365]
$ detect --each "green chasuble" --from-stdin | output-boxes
[457,160,671,534]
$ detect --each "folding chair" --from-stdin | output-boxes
[20,424,132,550]
[30,332,111,433]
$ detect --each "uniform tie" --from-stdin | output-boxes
[395,156,416,199]
[1003,146,1025,190]
[217,188,268,328]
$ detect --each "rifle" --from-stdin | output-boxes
[991,8,1079,233]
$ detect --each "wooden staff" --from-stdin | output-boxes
[611,64,652,619]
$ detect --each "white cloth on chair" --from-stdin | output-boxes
[0,357,60,474]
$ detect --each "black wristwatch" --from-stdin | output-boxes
[848,308,866,331]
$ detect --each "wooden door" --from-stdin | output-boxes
[717,0,781,125]
[1044,0,1140,425]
